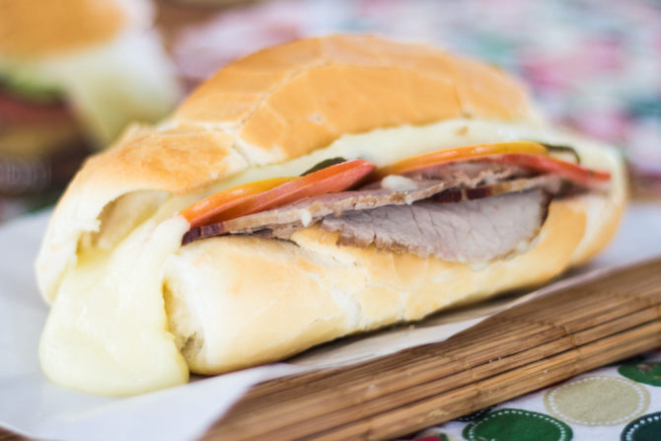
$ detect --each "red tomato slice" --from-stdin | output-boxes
[0,91,71,125]
[374,141,549,179]
[182,159,375,227]
[491,154,611,187]
[181,177,295,228]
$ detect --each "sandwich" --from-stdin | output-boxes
[36,35,626,396]
[0,0,180,194]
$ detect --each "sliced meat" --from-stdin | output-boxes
[183,178,460,243]
[0,90,71,124]
[183,162,539,244]
[258,176,560,241]
[320,189,552,263]
[399,159,530,183]
[433,174,561,203]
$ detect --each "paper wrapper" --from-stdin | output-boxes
[1,202,661,441]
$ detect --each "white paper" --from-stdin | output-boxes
[1,202,660,441]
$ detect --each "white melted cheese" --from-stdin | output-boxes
[40,119,625,396]
[39,213,190,396]
[200,119,625,199]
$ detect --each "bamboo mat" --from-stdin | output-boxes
[205,257,661,440]
[2,256,661,441]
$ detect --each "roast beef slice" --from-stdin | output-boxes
[320,188,552,263]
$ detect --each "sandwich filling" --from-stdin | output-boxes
[0,78,70,124]
[180,142,610,263]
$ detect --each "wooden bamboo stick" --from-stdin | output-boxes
[215,330,640,436]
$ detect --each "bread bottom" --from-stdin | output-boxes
[163,194,616,375]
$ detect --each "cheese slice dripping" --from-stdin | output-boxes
[39,213,189,396]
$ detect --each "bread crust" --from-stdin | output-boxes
[0,0,135,59]
[174,35,533,160]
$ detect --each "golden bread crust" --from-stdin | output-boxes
[0,0,128,58]
[174,35,532,159]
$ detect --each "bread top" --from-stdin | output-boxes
[173,35,533,159]
[0,0,151,59]
[36,35,551,302]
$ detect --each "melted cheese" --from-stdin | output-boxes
[39,213,190,396]
[39,118,625,396]
[194,119,624,201]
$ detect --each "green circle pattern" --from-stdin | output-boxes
[462,408,573,441]
[621,412,661,441]
[619,362,661,387]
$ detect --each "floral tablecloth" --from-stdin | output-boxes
[401,352,661,441]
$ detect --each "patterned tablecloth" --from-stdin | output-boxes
[401,352,661,441]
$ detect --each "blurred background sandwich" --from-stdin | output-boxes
[0,0,180,218]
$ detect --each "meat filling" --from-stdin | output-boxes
[321,189,552,262]
[183,161,533,243]
[182,161,577,262]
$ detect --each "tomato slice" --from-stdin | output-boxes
[374,141,548,178]
[491,154,611,187]
[181,159,375,227]
[181,177,294,228]
[0,91,71,125]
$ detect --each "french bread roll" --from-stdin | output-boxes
[36,35,626,395]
